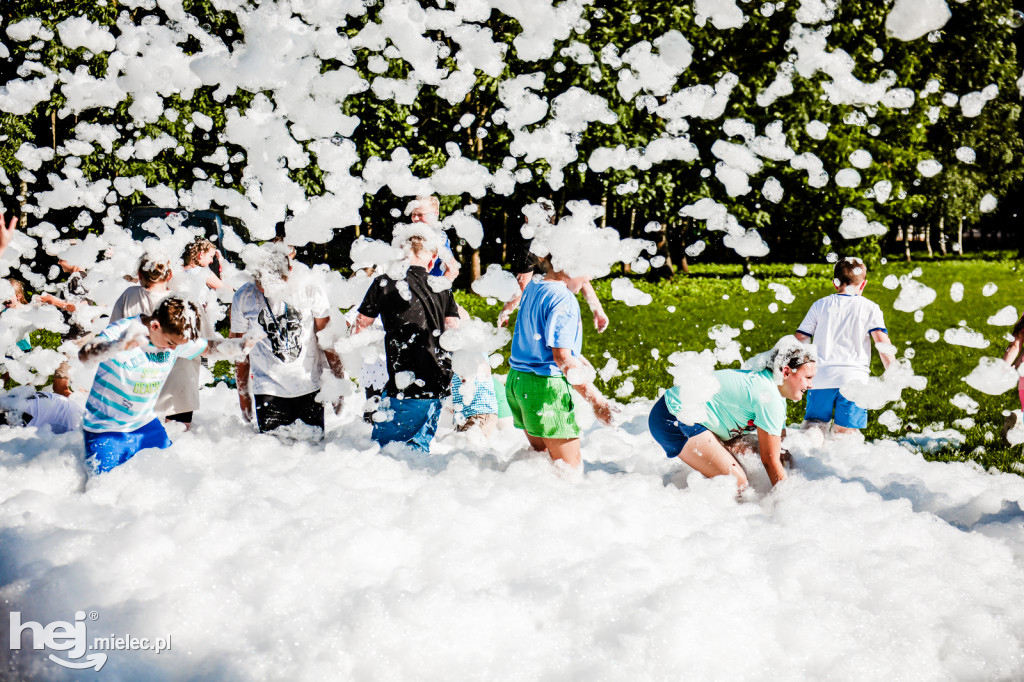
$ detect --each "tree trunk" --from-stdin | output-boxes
[600,195,608,229]
[623,208,637,274]
[471,248,481,281]
[958,217,964,253]
[938,217,946,256]
[924,222,933,257]
[500,210,508,264]
[680,255,690,274]
[18,179,28,230]
[658,223,675,276]
[904,224,913,262]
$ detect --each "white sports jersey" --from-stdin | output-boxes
[797,294,887,390]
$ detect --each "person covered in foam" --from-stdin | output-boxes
[497,199,610,333]
[352,223,461,453]
[1000,313,1024,437]
[230,243,345,437]
[408,196,460,283]
[505,253,614,468]
[79,295,250,474]
[648,337,817,491]
[0,388,83,434]
[794,257,894,435]
[112,252,204,428]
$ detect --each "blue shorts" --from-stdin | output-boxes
[648,395,709,458]
[804,388,868,429]
[371,394,442,453]
[83,418,172,474]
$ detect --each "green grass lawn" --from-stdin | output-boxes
[457,252,1024,475]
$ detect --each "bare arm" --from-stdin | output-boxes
[1004,335,1023,367]
[314,316,345,379]
[79,323,146,363]
[33,293,76,312]
[440,249,460,282]
[229,331,253,422]
[200,336,256,361]
[581,281,609,333]
[552,347,613,425]
[757,427,787,486]
[445,315,460,330]
[870,330,896,370]
[497,272,534,327]
[352,313,375,335]
[794,331,812,343]
[204,272,226,290]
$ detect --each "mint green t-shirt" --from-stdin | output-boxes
[664,368,787,441]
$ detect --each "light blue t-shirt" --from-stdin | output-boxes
[509,280,582,377]
[665,368,786,440]
[83,317,206,433]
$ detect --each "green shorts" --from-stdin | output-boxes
[493,376,513,419]
[505,368,581,439]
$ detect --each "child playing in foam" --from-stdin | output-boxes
[79,295,250,474]
[506,254,614,468]
[794,257,895,435]
[648,336,816,491]
[1000,313,1024,436]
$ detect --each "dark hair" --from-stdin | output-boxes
[528,253,553,275]
[144,295,201,340]
[834,257,867,287]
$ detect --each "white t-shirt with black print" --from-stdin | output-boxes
[231,281,331,399]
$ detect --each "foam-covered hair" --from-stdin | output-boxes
[392,223,443,256]
[744,335,818,385]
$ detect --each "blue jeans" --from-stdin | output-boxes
[84,418,172,474]
[371,395,442,453]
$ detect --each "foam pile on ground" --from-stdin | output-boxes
[3,395,1024,679]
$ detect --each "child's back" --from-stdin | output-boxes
[795,258,892,433]
[797,292,885,389]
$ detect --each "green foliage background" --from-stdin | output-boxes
[1,0,1021,273]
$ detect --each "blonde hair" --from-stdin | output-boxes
[5,278,26,305]
[407,196,440,218]
[183,237,215,267]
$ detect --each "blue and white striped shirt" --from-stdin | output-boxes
[83,317,207,433]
